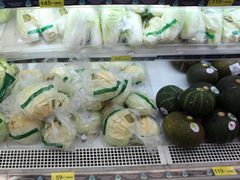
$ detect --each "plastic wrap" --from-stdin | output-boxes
[16,9,40,43]
[222,8,240,43]
[72,111,102,136]
[122,62,145,84]
[147,5,169,17]
[203,8,223,44]
[8,113,41,145]
[42,111,76,149]
[103,108,139,146]
[0,9,12,24]
[180,7,206,43]
[0,113,8,144]
[54,8,68,37]
[125,91,157,116]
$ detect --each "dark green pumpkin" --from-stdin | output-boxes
[186,63,219,85]
[218,87,240,114]
[211,60,240,78]
[203,109,239,144]
[179,88,216,117]
[156,85,183,116]
[190,82,219,97]
[216,75,240,93]
[171,61,199,73]
[163,111,205,148]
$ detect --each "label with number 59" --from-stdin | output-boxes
[51,172,75,180]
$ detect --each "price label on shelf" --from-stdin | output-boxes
[111,56,132,61]
[39,0,64,7]
[51,172,75,180]
[207,0,234,6]
[212,166,237,176]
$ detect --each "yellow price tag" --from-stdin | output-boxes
[39,0,64,7]
[51,172,75,180]
[208,0,234,6]
[212,166,237,176]
[111,56,132,62]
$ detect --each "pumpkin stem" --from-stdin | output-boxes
[235,79,240,84]
[186,116,193,121]
[203,86,209,91]
[217,112,225,117]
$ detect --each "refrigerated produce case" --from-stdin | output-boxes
[1,3,240,180]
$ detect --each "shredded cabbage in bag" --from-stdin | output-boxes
[0,9,12,24]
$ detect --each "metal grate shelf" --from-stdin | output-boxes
[0,146,163,169]
[165,142,240,164]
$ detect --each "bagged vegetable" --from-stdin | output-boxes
[180,7,206,43]
[17,82,69,120]
[203,8,223,44]
[125,91,157,116]
[103,108,138,146]
[34,9,58,42]
[100,6,127,46]
[8,113,41,145]
[63,7,102,49]
[42,111,76,149]
[0,113,8,143]
[54,8,68,37]
[127,5,147,15]
[0,9,12,24]
[222,8,240,43]
[147,5,169,17]
[16,9,40,43]
[122,62,145,84]
[72,111,102,136]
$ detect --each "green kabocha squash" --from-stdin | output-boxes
[156,85,183,116]
[211,59,240,78]
[218,87,240,114]
[179,88,216,117]
[163,111,205,148]
[186,63,219,85]
[216,75,240,93]
[190,82,220,97]
[171,61,199,73]
[203,110,239,144]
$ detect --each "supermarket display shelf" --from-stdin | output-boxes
[2,16,240,60]
[0,61,240,179]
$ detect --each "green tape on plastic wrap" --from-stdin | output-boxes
[20,84,54,109]
[146,19,177,36]
[0,73,15,103]
[41,136,63,148]
[109,80,128,101]
[0,119,3,124]
[205,32,215,40]
[9,128,39,140]
[93,80,121,96]
[28,25,54,35]
[132,92,156,110]
[63,76,68,82]
[103,108,124,135]
[232,30,240,36]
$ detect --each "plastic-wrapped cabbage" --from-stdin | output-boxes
[122,63,145,84]
[44,66,72,82]
[54,8,68,37]
[88,71,122,101]
[63,7,102,49]
[17,82,69,120]
[8,114,41,145]
[136,116,160,137]
[16,9,40,43]
[110,79,132,105]
[203,8,223,44]
[180,7,206,43]
[222,8,240,43]
[127,5,147,15]
[0,9,12,24]
[0,59,19,77]
[123,11,143,47]
[0,113,8,143]
[147,5,169,17]
[34,9,58,42]
[103,108,138,146]
[42,113,76,149]
[100,7,127,46]
[103,62,132,71]
[72,111,102,135]
[144,7,185,45]
[125,91,157,116]
[101,102,123,119]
